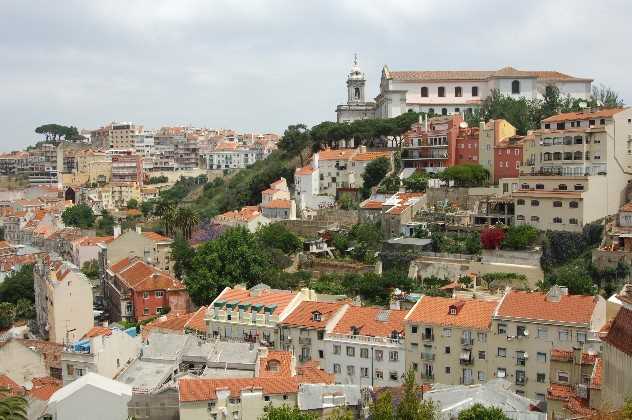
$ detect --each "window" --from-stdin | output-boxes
[477,332,487,343]
[537,327,548,338]
[375,370,383,379]
[156,307,163,314]
[515,370,526,385]
[375,350,383,361]
[531,200,539,206]
[544,123,551,129]
[389,371,399,381]
[428,108,435,115]
[319,350,324,358]
[558,371,569,382]
[558,184,567,190]
[346,365,355,376]
[143,291,149,299]
[511,80,520,94]
[411,326,418,334]
[569,201,579,208]
[497,368,506,378]
[497,347,507,357]
[553,217,562,224]
[516,325,527,337]
[311,311,322,321]
[543,152,552,161]
[553,152,562,160]
[530,216,540,222]
[454,107,460,113]
[478,371,486,381]
[559,329,570,341]
[537,352,547,363]
[455,86,462,97]
[497,324,507,335]
[577,332,587,343]
[553,201,562,207]
[569,218,578,225]
[143,308,149,315]
[517,199,525,205]
[67,364,75,376]
[478,351,486,360]
[574,151,583,160]
[361,367,369,378]
[318,331,324,340]
[346,346,355,357]
[443,328,452,337]
[412,363,418,372]
[600,118,606,125]
[536,183,544,189]
[421,87,428,97]
[333,364,341,373]
[521,183,529,189]
[516,215,525,221]
[537,373,546,383]
[389,351,399,362]
[333,345,341,355]
[472,86,479,97]
[445,346,451,354]
[438,86,445,97]
[516,351,526,366]
[77,368,84,377]
[264,396,270,402]
[360,348,369,358]
[441,108,448,116]
[574,184,584,191]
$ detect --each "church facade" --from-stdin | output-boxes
[335,55,376,123]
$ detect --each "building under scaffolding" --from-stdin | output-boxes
[470,196,514,226]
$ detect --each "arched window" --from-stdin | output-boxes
[553,217,563,224]
[455,87,462,97]
[471,86,479,97]
[564,152,573,160]
[574,151,583,160]
[441,108,448,115]
[517,199,525,205]
[531,200,540,206]
[543,152,552,161]
[569,218,578,224]
[354,87,361,100]
[530,216,540,222]
[536,184,544,190]
[553,152,562,160]
[454,107,460,113]
[558,184,567,190]
[553,201,563,207]
[569,201,579,208]
[421,87,428,97]
[511,80,520,94]
[438,87,445,97]
[585,152,591,160]
[266,360,280,372]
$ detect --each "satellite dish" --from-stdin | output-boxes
[459,122,469,129]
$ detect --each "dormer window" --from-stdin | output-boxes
[449,306,457,315]
[350,326,360,336]
[390,330,400,340]
[311,311,322,322]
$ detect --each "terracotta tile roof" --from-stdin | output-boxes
[603,307,632,355]
[82,326,112,339]
[259,351,293,378]
[0,374,22,396]
[215,207,262,223]
[178,377,299,402]
[352,151,391,162]
[566,396,596,417]
[280,301,345,330]
[261,199,291,209]
[551,348,574,362]
[184,306,208,334]
[133,271,186,292]
[387,66,589,82]
[215,287,297,316]
[406,296,497,330]
[110,257,135,273]
[621,202,632,212]
[496,290,598,324]
[332,306,407,338]
[295,165,315,176]
[359,200,384,210]
[16,339,63,370]
[117,260,155,288]
[142,231,172,242]
[542,108,626,123]
[215,142,239,151]
[28,377,62,401]
[75,236,114,246]
[142,312,194,338]
[295,361,335,384]
[547,383,575,401]
[318,149,356,161]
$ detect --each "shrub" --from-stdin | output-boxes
[480,225,505,249]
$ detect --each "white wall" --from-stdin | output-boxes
[48,384,132,420]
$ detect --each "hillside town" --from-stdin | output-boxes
[1,52,632,420]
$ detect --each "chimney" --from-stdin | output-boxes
[312,153,319,170]
[546,285,562,303]
[113,224,121,239]
[359,145,367,153]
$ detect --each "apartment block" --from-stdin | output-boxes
[404,296,498,388]
[109,123,143,149]
[111,154,143,185]
[479,119,518,181]
[600,306,632,409]
[402,115,461,172]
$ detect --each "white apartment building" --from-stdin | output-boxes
[294,154,335,212]
[204,142,258,170]
[515,108,632,232]
[375,66,592,118]
[324,306,407,388]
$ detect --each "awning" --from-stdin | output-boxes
[460,350,471,361]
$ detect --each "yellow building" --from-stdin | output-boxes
[479,119,517,182]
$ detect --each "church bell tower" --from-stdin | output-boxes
[346,53,366,104]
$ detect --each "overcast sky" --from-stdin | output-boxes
[1,0,630,151]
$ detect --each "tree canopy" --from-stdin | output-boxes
[457,404,510,420]
[362,157,391,197]
[35,123,80,141]
[439,164,489,187]
[62,204,95,228]
[0,264,34,304]
[255,223,302,255]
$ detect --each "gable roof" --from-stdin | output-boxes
[48,372,131,404]
[184,306,208,334]
[332,306,407,338]
[261,199,291,209]
[406,296,497,330]
[142,231,172,243]
[280,301,345,330]
[215,286,297,316]
[542,108,626,124]
[602,307,632,355]
[386,66,591,82]
[258,351,293,378]
[496,290,598,325]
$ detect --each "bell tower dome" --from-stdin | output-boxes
[346,53,366,104]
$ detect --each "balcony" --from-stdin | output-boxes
[460,337,474,347]
[422,333,434,342]
[421,353,435,361]
[516,357,527,367]
[325,333,402,347]
[459,358,474,366]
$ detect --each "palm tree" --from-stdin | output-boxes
[0,387,28,420]
[175,207,200,240]
[156,200,177,237]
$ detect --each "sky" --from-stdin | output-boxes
[1,0,630,151]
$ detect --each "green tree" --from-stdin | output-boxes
[186,227,272,305]
[544,260,596,295]
[326,407,354,420]
[402,172,428,192]
[171,236,196,280]
[15,299,35,320]
[62,204,95,228]
[439,164,489,187]
[255,223,302,255]
[464,232,482,255]
[96,210,115,236]
[140,200,156,218]
[127,198,139,209]
[378,175,401,194]
[0,387,28,420]
[338,192,355,210]
[396,369,439,420]
[502,225,538,250]
[174,207,200,240]
[592,84,624,108]
[0,302,16,330]
[259,404,317,420]
[361,157,391,198]
[621,398,632,420]
[370,390,394,420]
[0,265,34,304]
[81,260,100,280]
[457,404,510,420]
[278,124,311,166]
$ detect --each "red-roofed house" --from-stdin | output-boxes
[325,306,407,387]
[405,296,498,387]
[213,206,269,233]
[206,284,315,347]
[103,257,192,322]
[259,178,296,220]
[490,286,606,401]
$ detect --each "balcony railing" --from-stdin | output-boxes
[461,337,474,347]
[459,358,474,366]
[422,333,434,342]
[421,353,435,361]
[325,332,402,347]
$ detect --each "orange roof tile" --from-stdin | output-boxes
[352,151,391,162]
[602,307,632,355]
[142,231,172,242]
[332,306,407,338]
[547,383,575,401]
[295,166,315,176]
[551,348,573,362]
[387,67,590,82]
[215,207,262,223]
[406,296,497,330]
[0,374,22,396]
[142,312,194,338]
[295,361,335,384]
[215,287,297,316]
[133,271,185,292]
[359,200,384,210]
[28,377,62,401]
[179,377,299,402]
[184,306,208,334]
[82,327,113,339]
[261,199,291,209]
[76,236,114,246]
[116,259,184,292]
[542,108,626,124]
[117,260,155,288]
[110,256,135,273]
[591,357,603,389]
[621,202,632,212]
[318,149,356,161]
[280,301,345,330]
[496,290,598,324]
[259,351,293,378]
